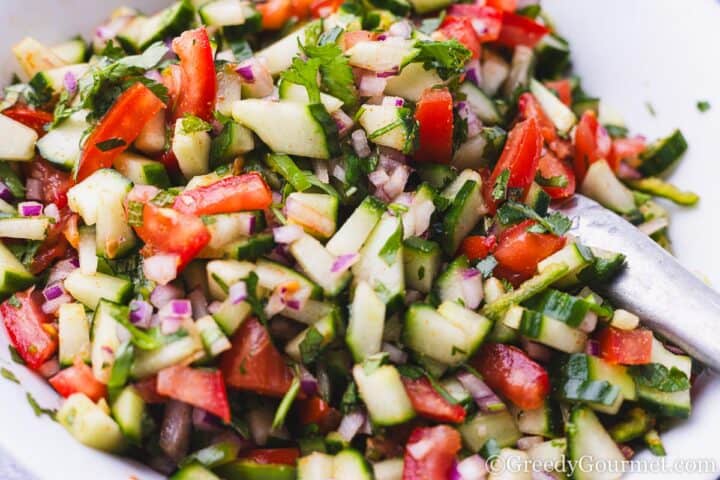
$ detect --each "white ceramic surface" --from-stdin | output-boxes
[1,1,720,479]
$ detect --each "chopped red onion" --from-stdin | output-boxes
[299,367,319,396]
[313,159,330,183]
[46,257,78,285]
[376,69,399,78]
[521,338,553,363]
[585,339,600,356]
[517,436,544,451]
[264,289,286,317]
[42,291,72,315]
[457,371,505,412]
[616,161,642,180]
[332,109,354,137]
[378,146,407,166]
[382,342,407,364]
[188,289,208,318]
[18,201,43,217]
[382,96,404,107]
[143,254,179,286]
[351,129,372,158]
[368,169,390,188]
[63,71,78,95]
[169,299,191,316]
[388,21,412,38]
[192,407,222,432]
[453,455,489,480]
[338,411,367,442]
[43,203,60,222]
[144,69,163,83]
[248,407,274,446]
[376,34,387,41]
[159,400,193,462]
[620,444,634,460]
[236,64,255,82]
[129,299,153,328]
[331,253,359,274]
[382,165,410,200]
[236,59,274,97]
[464,59,482,86]
[0,182,13,202]
[459,268,484,309]
[38,358,60,378]
[457,101,482,138]
[43,282,65,301]
[359,74,387,97]
[273,224,304,244]
[150,283,184,309]
[25,179,42,201]
[228,281,248,305]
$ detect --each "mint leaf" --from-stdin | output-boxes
[299,327,324,364]
[492,168,510,201]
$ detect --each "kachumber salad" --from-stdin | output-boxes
[0,0,702,478]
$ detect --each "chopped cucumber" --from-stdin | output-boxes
[326,196,385,256]
[566,407,625,480]
[67,168,132,226]
[638,129,688,177]
[441,178,485,255]
[346,39,418,73]
[113,152,170,188]
[117,0,194,52]
[51,37,88,64]
[173,119,211,179]
[58,303,91,366]
[0,241,36,299]
[256,259,322,299]
[352,363,415,426]
[206,259,255,300]
[529,78,576,135]
[286,192,338,240]
[196,315,232,357]
[256,23,315,76]
[358,104,415,153]
[402,236,441,293]
[131,336,203,379]
[504,306,587,353]
[171,463,221,480]
[64,270,133,310]
[111,385,145,445]
[385,63,444,102]
[0,113,38,161]
[346,281,386,362]
[215,461,297,480]
[460,82,502,125]
[580,160,636,214]
[90,300,125,382]
[57,393,126,453]
[459,410,521,452]
[37,109,90,170]
[0,217,50,241]
[289,234,351,297]
[278,80,344,112]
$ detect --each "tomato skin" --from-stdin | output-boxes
[240,448,300,466]
[171,28,217,122]
[497,11,549,47]
[439,17,482,59]
[76,83,165,181]
[3,106,53,136]
[573,110,611,183]
[471,343,550,410]
[29,210,77,275]
[487,0,516,12]
[134,376,167,404]
[49,358,107,402]
[536,152,576,199]
[402,377,466,424]
[544,79,573,107]
[310,0,344,18]
[24,159,74,209]
[490,117,543,198]
[598,327,653,365]
[446,5,503,43]
[173,173,273,216]
[414,88,454,164]
[131,202,210,268]
[157,365,231,422]
[257,0,293,30]
[298,396,341,431]
[1,289,57,370]
[610,136,646,170]
[493,220,566,285]
[402,426,462,480]
[460,235,497,261]
[220,317,296,398]
[518,93,557,144]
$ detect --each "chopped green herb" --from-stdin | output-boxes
[272,377,300,429]
[7,295,21,308]
[497,201,572,235]
[645,101,656,117]
[368,119,404,140]
[378,223,402,265]
[492,168,510,201]
[150,189,179,207]
[95,137,127,151]
[414,39,472,80]
[26,392,56,420]
[181,114,212,134]
[696,100,711,113]
[126,201,144,227]
[1,367,19,384]
[535,173,568,188]
[299,327,324,364]
[8,345,25,365]
[340,381,359,414]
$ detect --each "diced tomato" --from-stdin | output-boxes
[240,448,300,466]
[171,28,217,122]
[439,16,482,59]
[173,173,273,216]
[3,106,53,136]
[487,0,516,12]
[310,0,344,18]
[257,0,293,30]
[573,110,611,183]
[518,92,557,145]
[493,219,566,284]
[131,202,210,268]
[471,343,550,410]
[497,11,549,48]
[29,210,77,275]
[402,426,461,480]
[1,289,57,370]
[610,136,646,171]
[490,117,543,198]
[134,376,167,404]
[220,317,295,397]
[446,5,503,43]
[298,396,340,430]
[157,365,231,422]
[158,148,181,176]
[290,0,314,19]
[24,159,74,209]
[341,30,373,51]
[544,79,573,107]
[597,327,653,365]
[459,235,497,261]
[414,88,454,164]
[402,377,466,424]
[76,83,165,181]
[536,152,576,199]
[49,358,107,402]
[162,64,183,115]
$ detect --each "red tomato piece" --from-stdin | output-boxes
[162,64,183,115]
[493,219,566,284]
[459,235,497,261]
[402,377,466,424]
[471,343,550,410]
[49,358,107,402]
[29,209,77,275]
[158,148,181,176]
[290,0,314,19]
[597,327,653,365]
[446,5,503,43]
[24,159,74,209]
[544,79,573,107]
[3,106,53,136]
[536,152,576,200]
[298,396,338,428]
[497,11,549,47]
[610,136,646,171]
[1,289,57,370]
[240,448,300,466]
[518,92,557,144]
[573,110,611,183]
[220,317,296,398]
[310,0,344,18]
[487,0,516,12]
[414,88,454,164]
[257,0,293,30]
[134,376,167,404]
[131,202,210,268]
[76,83,165,181]
[402,426,461,480]
[157,365,231,422]
[439,16,482,59]
[173,173,273,216]
[490,117,543,198]
[171,28,217,122]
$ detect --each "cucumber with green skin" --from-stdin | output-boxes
[215,461,297,480]
[638,129,688,176]
[116,0,194,52]
[402,236,441,293]
[566,406,625,480]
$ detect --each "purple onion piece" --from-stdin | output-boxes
[299,367,319,397]
[150,283,184,309]
[229,281,248,305]
[338,410,366,442]
[188,288,208,318]
[129,299,153,328]
[382,342,407,364]
[376,69,398,78]
[273,225,303,244]
[0,182,13,202]
[43,283,65,301]
[331,253,359,274]
[18,201,43,217]
[236,64,255,82]
[585,339,600,356]
[63,71,78,94]
[169,299,192,316]
[192,407,222,432]
[457,371,506,412]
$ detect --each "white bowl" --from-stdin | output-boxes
[1,1,720,479]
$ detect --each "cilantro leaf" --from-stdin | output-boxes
[27,392,56,420]
[535,173,568,188]
[414,39,472,80]
[126,201,144,227]
[302,39,358,109]
[496,201,572,236]
[629,363,690,393]
[1,367,19,384]
[282,56,322,104]
[181,114,212,134]
[697,100,711,113]
[492,168,510,201]
[299,327,324,364]
[378,223,403,265]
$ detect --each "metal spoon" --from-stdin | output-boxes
[554,194,720,371]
